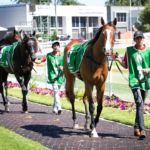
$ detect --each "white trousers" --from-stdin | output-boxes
[52,84,61,111]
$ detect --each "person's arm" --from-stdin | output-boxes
[34,55,46,64]
[115,52,127,68]
[142,68,150,74]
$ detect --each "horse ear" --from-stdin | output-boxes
[101,17,105,25]
[13,29,17,35]
[113,18,117,26]
[19,30,22,34]
[32,30,36,36]
[23,33,29,40]
[20,31,25,40]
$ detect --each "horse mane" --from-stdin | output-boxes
[88,21,116,46]
[88,27,103,46]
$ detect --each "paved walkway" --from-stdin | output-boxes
[0,96,150,150]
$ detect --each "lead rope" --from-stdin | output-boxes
[115,60,128,81]
[107,56,113,71]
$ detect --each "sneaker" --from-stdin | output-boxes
[134,129,140,136]
[52,108,58,114]
[140,130,146,139]
[58,110,62,115]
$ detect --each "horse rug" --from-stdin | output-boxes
[0,42,18,72]
[67,41,89,74]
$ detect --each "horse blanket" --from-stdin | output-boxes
[0,42,18,71]
[67,41,89,74]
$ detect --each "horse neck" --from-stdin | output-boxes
[92,35,106,61]
[15,42,28,64]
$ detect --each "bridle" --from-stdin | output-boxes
[86,25,116,70]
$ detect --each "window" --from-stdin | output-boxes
[89,17,98,27]
[50,17,55,27]
[50,17,62,27]
[116,13,126,22]
[58,17,62,27]
[80,17,86,27]
[72,17,79,27]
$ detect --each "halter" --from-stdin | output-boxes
[86,22,116,70]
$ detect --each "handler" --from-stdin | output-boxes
[115,31,150,139]
[46,41,65,115]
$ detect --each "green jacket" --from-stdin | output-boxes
[127,46,150,91]
[46,52,65,85]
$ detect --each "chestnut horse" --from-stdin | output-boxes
[0,32,38,112]
[64,17,117,137]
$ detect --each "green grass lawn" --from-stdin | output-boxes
[0,127,49,150]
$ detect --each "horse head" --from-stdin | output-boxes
[100,17,117,56]
[3,29,23,44]
[22,32,38,61]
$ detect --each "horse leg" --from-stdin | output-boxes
[85,83,98,137]
[21,73,31,113]
[94,84,105,127]
[0,69,9,112]
[0,83,9,112]
[65,75,78,128]
[83,94,90,130]
[4,81,9,105]
[15,73,30,113]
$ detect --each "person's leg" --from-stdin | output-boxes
[52,84,58,114]
[141,90,148,103]
[132,88,144,137]
[53,84,62,114]
[140,90,148,138]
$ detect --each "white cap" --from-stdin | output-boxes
[38,37,43,41]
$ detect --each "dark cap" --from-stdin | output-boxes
[134,31,144,39]
[52,41,60,48]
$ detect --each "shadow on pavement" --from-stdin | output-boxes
[21,124,88,138]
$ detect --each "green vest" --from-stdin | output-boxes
[0,42,18,72]
[127,46,150,91]
[46,52,65,85]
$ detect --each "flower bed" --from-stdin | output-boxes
[7,81,150,115]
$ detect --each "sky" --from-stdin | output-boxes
[0,0,107,6]
[79,0,106,6]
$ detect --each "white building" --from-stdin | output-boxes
[107,5,144,32]
[0,4,107,40]
[0,4,145,40]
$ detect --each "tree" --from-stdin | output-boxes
[12,0,81,5]
[135,3,150,32]
[12,0,51,4]
[105,0,149,6]
[58,0,80,5]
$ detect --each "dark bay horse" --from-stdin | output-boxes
[64,17,117,137]
[0,32,38,112]
[0,29,22,110]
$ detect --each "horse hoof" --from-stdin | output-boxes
[90,128,99,138]
[5,104,9,112]
[73,123,79,129]
[23,111,28,114]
